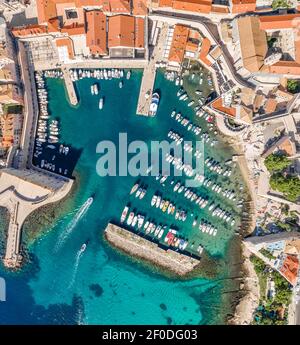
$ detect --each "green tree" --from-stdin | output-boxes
[272,0,290,9]
[264,153,291,173]
[270,174,300,202]
[287,79,300,93]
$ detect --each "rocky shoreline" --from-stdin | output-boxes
[228,243,260,325]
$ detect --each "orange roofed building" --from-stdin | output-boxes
[258,14,300,76]
[279,254,299,286]
[168,25,189,67]
[108,15,145,57]
[55,37,75,60]
[37,0,132,25]
[230,0,256,13]
[159,0,212,13]
[86,10,107,56]
[259,13,300,31]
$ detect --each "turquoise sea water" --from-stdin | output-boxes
[0,70,247,324]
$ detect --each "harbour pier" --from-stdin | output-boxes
[0,169,73,268]
[62,67,78,106]
[136,23,169,116]
[105,223,200,276]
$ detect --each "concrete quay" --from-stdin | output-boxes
[62,66,78,106]
[34,59,148,71]
[105,223,200,276]
[136,23,169,116]
[0,169,73,268]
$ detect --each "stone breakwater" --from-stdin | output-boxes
[104,223,200,276]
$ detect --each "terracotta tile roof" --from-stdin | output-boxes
[159,0,173,5]
[172,0,212,14]
[211,97,236,117]
[55,37,75,59]
[132,0,148,15]
[211,5,229,13]
[47,17,60,32]
[269,61,300,75]
[231,0,256,13]
[280,255,299,286]
[186,41,198,52]
[86,10,107,55]
[285,239,300,255]
[108,15,135,48]
[277,137,296,156]
[135,17,145,48]
[264,97,277,113]
[11,24,48,37]
[237,16,268,72]
[37,0,131,24]
[168,24,189,64]
[61,22,85,35]
[37,0,59,24]
[199,37,211,66]
[188,29,200,40]
[109,0,131,13]
[259,13,300,30]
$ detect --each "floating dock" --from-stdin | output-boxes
[104,223,200,276]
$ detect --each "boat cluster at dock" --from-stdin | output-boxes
[177,87,206,107]
[69,68,131,110]
[69,68,130,81]
[170,110,217,146]
[43,70,63,79]
[151,193,188,222]
[35,72,61,145]
[120,204,194,253]
[33,70,71,176]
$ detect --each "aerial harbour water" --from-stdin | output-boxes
[0,68,249,325]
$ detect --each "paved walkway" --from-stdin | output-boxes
[150,11,255,90]
[0,169,73,268]
[62,66,78,106]
[136,23,168,116]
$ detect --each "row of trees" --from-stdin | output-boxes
[270,174,300,202]
[264,153,300,202]
[251,255,292,325]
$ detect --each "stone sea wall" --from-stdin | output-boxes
[105,223,200,276]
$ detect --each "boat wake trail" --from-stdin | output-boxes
[54,197,93,252]
[68,249,84,290]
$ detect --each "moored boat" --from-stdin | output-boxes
[120,206,129,223]
[148,92,160,117]
[130,183,139,195]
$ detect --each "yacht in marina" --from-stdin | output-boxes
[132,215,138,227]
[151,194,158,207]
[130,183,139,195]
[127,212,134,226]
[148,92,160,117]
[99,98,104,110]
[120,206,129,223]
[157,227,165,239]
[139,189,146,199]
[126,70,131,79]
[137,215,144,229]
[155,195,161,208]
[136,188,142,198]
